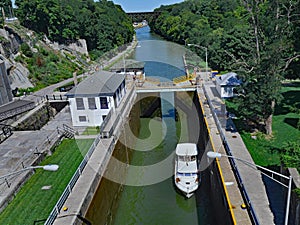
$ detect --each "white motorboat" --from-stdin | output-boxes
[174,143,199,198]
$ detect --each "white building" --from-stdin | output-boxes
[215,72,242,98]
[66,70,126,127]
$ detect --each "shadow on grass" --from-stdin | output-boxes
[284,118,299,129]
[275,90,300,115]
[282,81,300,88]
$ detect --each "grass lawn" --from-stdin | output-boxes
[0,138,94,225]
[228,81,300,167]
[82,127,100,135]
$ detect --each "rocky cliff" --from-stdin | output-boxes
[0,21,90,92]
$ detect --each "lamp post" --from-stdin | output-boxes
[207,151,292,225]
[0,165,59,182]
[187,44,208,81]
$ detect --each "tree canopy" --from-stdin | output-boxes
[150,0,300,134]
[14,0,134,58]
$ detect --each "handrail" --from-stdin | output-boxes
[201,85,260,225]
[44,134,102,225]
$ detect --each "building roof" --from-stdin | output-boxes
[66,70,125,98]
[109,59,145,71]
[215,72,242,86]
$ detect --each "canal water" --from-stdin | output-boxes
[134,26,186,81]
[112,27,215,225]
[85,26,216,225]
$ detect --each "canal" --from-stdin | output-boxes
[85,26,217,225]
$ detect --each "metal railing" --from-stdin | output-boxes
[45,95,68,101]
[0,128,64,192]
[100,84,136,138]
[201,85,260,225]
[44,134,104,225]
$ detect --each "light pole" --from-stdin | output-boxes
[207,151,292,225]
[187,44,208,81]
[0,165,59,182]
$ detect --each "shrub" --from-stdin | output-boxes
[20,43,33,57]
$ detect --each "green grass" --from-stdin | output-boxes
[0,138,94,225]
[228,81,300,167]
[82,127,100,135]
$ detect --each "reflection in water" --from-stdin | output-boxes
[144,61,185,81]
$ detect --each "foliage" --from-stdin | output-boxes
[0,138,94,225]
[150,0,300,134]
[19,42,33,57]
[0,0,12,17]
[14,0,134,54]
[226,84,300,168]
[18,44,77,90]
[280,141,300,169]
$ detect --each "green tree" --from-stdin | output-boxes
[281,141,300,169]
[232,0,299,135]
[15,0,134,53]
[0,0,12,25]
[150,0,300,134]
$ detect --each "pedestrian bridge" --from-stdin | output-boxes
[136,84,197,93]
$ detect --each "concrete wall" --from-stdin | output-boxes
[0,59,13,106]
[193,92,235,224]
[288,168,300,225]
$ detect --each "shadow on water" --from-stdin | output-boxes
[262,174,287,225]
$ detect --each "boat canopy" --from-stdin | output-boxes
[175,143,197,156]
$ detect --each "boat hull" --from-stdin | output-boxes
[174,175,199,198]
[174,143,199,198]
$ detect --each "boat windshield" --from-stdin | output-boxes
[178,155,196,161]
[177,172,197,176]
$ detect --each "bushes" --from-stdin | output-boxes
[20,42,33,57]
[18,44,78,90]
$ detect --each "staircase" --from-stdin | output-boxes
[57,124,77,138]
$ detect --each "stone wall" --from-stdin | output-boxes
[15,103,56,130]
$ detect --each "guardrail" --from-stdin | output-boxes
[44,86,136,224]
[45,95,68,101]
[0,127,63,192]
[44,134,103,225]
[202,85,260,225]
[100,84,136,138]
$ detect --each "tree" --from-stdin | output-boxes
[150,0,300,134]
[281,141,300,169]
[14,0,134,54]
[233,0,300,135]
[0,0,12,25]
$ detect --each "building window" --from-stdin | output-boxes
[100,97,108,109]
[76,98,85,110]
[79,116,87,122]
[88,98,96,109]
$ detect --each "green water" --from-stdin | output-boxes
[112,117,213,225]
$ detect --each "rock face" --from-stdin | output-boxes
[9,62,33,89]
[0,26,34,90]
[68,39,89,57]
[0,59,13,106]
[0,24,90,92]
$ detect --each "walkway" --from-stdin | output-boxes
[0,106,73,211]
[199,76,275,225]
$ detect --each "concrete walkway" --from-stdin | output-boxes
[0,38,137,214]
[200,77,275,225]
[0,106,73,211]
